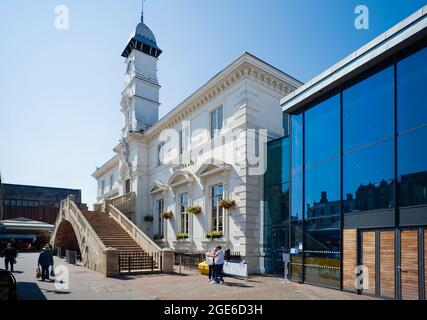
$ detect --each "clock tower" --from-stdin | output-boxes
[120,4,162,136]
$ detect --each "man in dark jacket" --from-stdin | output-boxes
[1,243,17,272]
[38,245,54,281]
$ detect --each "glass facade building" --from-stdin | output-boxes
[275,10,427,299]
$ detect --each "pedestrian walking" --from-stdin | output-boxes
[1,243,18,272]
[213,246,225,284]
[206,248,217,283]
[37,244,54,281]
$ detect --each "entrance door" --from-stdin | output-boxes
[272,226,289,274]
[400,230,419,300]
[359,228,425,300]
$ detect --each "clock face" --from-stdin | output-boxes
[127,60,134,75]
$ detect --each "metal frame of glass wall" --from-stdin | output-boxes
[289,37,427,291]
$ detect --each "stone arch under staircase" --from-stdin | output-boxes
[50,195,174,277]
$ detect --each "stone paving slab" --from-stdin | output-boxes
[7,253,376,300]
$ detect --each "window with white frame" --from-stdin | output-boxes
[179,127,190,155]
[157,142,165,167]
[110,174,114,191]
[101,180,105,195]
[210,106,223,138]
[211,185,224,232]
[156,199,164,238]
[179,193,189,234]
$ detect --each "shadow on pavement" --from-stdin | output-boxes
[17,282,47,300]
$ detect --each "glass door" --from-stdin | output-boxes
[272,226,290,274]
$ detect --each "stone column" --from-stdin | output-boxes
[162,248,175,273]
[104,247,119,277]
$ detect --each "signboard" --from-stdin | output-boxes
[223,261,248,278]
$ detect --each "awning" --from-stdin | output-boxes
[0,234,37,240]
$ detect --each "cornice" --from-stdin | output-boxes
[143,59,299,144]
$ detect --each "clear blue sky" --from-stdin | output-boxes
[0,0,425,205]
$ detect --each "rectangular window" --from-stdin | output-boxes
[101,180,105,195]
[5,200,10,206]
[343,66,394,152]
[110,174,114,191]
[157,143,164,167]
[125,179,131,194]
[397,46,427,133]
[179,193,189,234]
[157,199,164,238]
[211,185,224,232]
[210,106,224,138]
[179,127,189,155]
[343,140,394,213]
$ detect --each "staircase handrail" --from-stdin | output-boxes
[108,204,162,253]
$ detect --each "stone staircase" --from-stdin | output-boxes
[84,211,159,272]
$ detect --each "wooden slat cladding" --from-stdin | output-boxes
[425,229,427,300]
[380,231,395,298]
[401,230,419,300]
[343,229,357,291]
[362,231,376,295]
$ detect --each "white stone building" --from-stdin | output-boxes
[92,10,301,274]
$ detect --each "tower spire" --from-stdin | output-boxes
[141,0,145,23]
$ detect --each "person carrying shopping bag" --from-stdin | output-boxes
[37,245,54,281]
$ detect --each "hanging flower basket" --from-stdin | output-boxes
[160,211,173,220]
[187,206,202,215]
[206,231,224,239]
[144,215,154,222]
[176,232,189,240]
[218,199,236,210]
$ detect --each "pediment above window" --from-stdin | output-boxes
[150,180,168,194]
[168,170,195,189]
[195,160,231,179]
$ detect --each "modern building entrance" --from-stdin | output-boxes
[358,228,426,300]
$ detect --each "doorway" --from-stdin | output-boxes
[271,226,290,274]
[358,228,426,300]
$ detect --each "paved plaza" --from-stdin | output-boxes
[6,253,374,300]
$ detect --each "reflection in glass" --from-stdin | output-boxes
[343,66,394,152]
[264,184,289,226]
[304,217,341,288]
[305,158,340,218]
[291,114,303,221]
[305,94,340,164]
[397,46,427,133]
[343,140,394,213]
[398,126,427,207]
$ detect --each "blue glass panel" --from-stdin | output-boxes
[343,66,394,152]
[291,114,303,221]
[343,140,394,213]
[264,184,289,226]
[305,95,340,164]
[304,158,341,218]
[397,46,427,133]
[398,126,427,207]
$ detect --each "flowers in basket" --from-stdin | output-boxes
[187,206,202,215]
[218,199,236,209]
[176,232,190,240]
[160,211,173,219]
[206,230,224,239]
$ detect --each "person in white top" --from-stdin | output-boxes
[206,248,217,282]
[213,246,225,284]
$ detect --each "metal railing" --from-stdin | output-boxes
[118,251,163,273]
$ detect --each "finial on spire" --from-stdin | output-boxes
[141,0,145,23]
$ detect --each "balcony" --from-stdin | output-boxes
[108,192,136,216]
